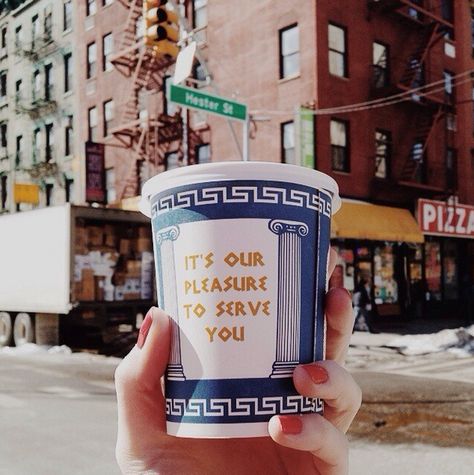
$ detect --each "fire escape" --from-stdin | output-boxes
[111,0,205,200]
[369,0,455,188]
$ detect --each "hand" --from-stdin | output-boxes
[115,248,361,474]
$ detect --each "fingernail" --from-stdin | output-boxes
[301,364,329,384]
[279,416,303,435]
[137,309,153,349]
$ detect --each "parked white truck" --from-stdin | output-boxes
[0,204,155,354]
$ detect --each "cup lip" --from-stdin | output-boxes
[139,161,341,217]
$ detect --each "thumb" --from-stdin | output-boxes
[115,307,171,453]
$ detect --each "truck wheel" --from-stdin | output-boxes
[13,313,34,346]
[0,312,12,347]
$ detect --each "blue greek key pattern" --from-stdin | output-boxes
[152,184,332,218]
[166,396,323,418]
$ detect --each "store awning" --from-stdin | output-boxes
[331,200,424,243]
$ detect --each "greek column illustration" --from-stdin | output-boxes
[155,225,185,381]
[269,220,309,378]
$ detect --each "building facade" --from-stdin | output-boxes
[189,0,474,327]
[0,0,80,212]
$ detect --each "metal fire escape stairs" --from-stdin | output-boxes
[369,0,454,184]
[111,0,188,200]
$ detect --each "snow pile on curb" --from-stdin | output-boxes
[0,343,73,356]
[388,325,474,357]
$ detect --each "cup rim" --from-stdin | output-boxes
[139,161,341,217]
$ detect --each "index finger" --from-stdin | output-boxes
[325,287,354,365]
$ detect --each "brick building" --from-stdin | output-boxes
[194,0,474,327]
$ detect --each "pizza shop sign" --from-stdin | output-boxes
[418,199,474,238]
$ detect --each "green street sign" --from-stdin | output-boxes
[168,84,247,121]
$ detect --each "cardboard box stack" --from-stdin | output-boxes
[74,222,154,302]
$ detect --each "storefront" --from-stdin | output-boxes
[417,199,474,322]
[329,199,474,328]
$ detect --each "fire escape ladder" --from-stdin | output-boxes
[119,126,147,200]
[111,0,143,75]
[399,107,443,182]
[398,23,440,89]
[187,126,208,164]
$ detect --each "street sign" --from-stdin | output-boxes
[168,83,247,121]
[14,183,39,204]
[299,107,315,169]
[85,141,106,204]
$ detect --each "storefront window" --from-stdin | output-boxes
[373,244,398,304]
[443,240,459,300]
[355,246,372,296]
[425,241,442,301]
[409,244,423,284]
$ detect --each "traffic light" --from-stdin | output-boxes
[143,0,180,58]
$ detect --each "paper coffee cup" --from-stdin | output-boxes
[140,161,340,438]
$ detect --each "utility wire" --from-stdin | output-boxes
[250,68,474,117]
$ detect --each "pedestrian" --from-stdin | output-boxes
[114,249,361,474]
[353,276,372,332]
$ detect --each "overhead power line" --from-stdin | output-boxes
[250,68,474,117]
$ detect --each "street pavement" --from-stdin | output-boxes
[0,334,473,475]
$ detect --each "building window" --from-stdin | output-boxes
[14,25,22,49]
[88,107,97,142]
[373,42,389,88]
[1,174,7,210]
[33,128,41,163]
[44,9,53,40]
[102,33,113,71]
[33,69,41,101]
[195,143,211,164]
[15,79,22,103]
[375,130,390,178]
[45,63,53,100]
[45,123,54,162]
[279,24,299,79]
[330,119,349,172]
[0,123,7,148]
[135,16,144,41]
[444,70,454,103]
[446,113,456,131]
[103,99,114,136]
[281,121,295,164]
[87,0,97,16]
[0,72,6,97]
[63,0,72,31]
[1,27,7,49]
[446,147,457,190]
[411,141,426,182]
[65,115,73,156]
[31,15,39,50]
[65,178,74,203]
[193,0,208,42]
[163,75,178,116]
[165,151,179,170]
[328,23,347,78]
[64,53,72,92]
[45,183,53,207]
[471,8,474,56]
[15,135,22,168]
[87,42,97,79]
[106,168,116,204]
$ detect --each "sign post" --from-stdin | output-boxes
[168,84,249,160]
